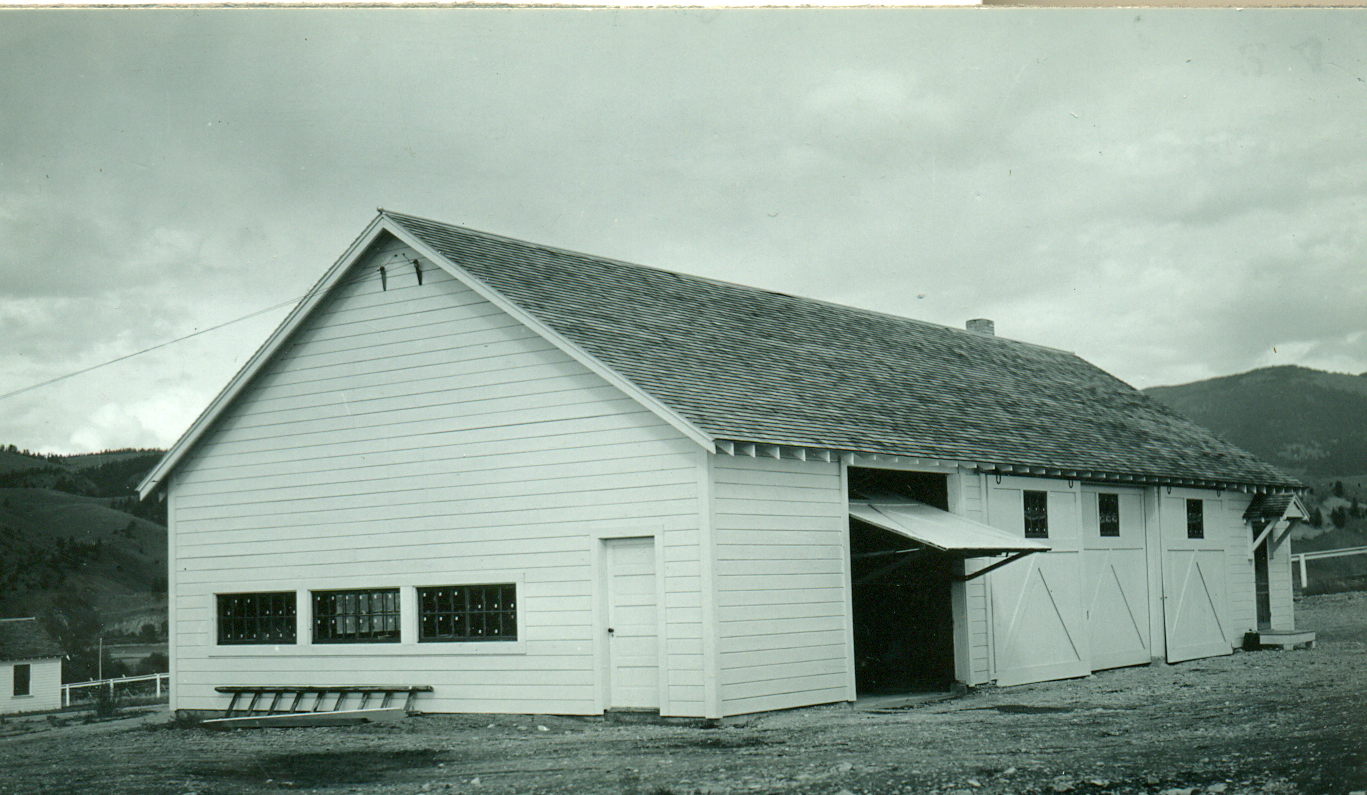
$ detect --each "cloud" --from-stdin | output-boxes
[2,9,1367,453]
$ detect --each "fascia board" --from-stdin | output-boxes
[136,215,392,499]
[382,218,717,455]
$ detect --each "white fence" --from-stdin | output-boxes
[62,672,169,707]
[1291,545,1367,589]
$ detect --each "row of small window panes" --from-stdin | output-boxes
[216,586,517,644]
[314,589,402,643]
[418,584,517,642]
[1024,492,1205,539]
[218,593,297,645]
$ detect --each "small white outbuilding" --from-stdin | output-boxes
[139,210,1305,720]
[0,618,63,714]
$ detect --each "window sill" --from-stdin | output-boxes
[208,640,527,658]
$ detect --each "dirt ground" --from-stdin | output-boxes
[3,593,1365,795]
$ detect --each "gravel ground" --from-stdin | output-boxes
[3,593,1364,795]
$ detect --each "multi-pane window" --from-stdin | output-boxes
[1187,499,1205,539]
[313,589,401,643]
[1024,490,1049,538]
[419,584,517,642]
[1098,493,1121,537]
[13,664,30,697]
[217,592,297,645]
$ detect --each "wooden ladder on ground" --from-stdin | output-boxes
[215,685,433,719]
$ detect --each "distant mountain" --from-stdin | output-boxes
[1145,367,1367,593]
[1144,366,1367,480]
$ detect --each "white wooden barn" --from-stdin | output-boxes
[139,210,1306,720]
[0,618,63,714]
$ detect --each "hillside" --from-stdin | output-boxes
[1144,365,1367,479]
[0,448,67,474]
[1145,367,1367,593]
[0,447,168,680]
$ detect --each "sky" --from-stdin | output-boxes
[1,8,1365,455]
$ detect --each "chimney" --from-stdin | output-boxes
[966,318,995,336]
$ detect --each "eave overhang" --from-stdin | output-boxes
[712,438,1305,496]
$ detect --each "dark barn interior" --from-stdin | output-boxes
[848,468,956,694]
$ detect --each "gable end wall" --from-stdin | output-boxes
[169,235,707,717]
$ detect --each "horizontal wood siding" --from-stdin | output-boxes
[956,470,994,685]
[1,659,61,714]
[1223,495,1257,642]
[1269,539,1295,630]
[1221,493,1293,633]
[169,235,705,717]
[712,455,851,717]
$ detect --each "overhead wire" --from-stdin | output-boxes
[0,295,305,403]
[0,253,417,404]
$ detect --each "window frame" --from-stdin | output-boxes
[1097,492,1121,538]
[1023,489,1049,538]
[312,588,402,644]
[418,583,518,643]
[1186,498,1205,539]
[216,591,298,646]
[13,663,30,697]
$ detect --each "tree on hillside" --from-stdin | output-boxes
[1334,481,1346,498]
[1352,497,1362,519]
[39,594,102,659]
[1310,507,1324,527]
[1331,506,1348,528]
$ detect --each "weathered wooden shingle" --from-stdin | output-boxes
[387,211,1299,491]
[0,618,62,662]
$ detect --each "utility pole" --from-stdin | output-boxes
[98,637,102,680]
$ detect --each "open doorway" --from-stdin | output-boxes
[848,468,955,694]
[1255,538,1272,630]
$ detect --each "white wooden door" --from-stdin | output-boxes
[1082,488,1151,671]
[990,488,1089,687]
[1162,495,1232,663]
[605,537,660,710]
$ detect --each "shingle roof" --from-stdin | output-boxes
[1243,492,1306,526]
[386,211,1299,492]
[0,618,63,662]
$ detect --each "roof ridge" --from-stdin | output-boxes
[379,209,1080,360]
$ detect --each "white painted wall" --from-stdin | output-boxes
[1,659,61,714]
[711,454,852,717]
[985,477,1089,687]
[1223,494,1256,641]
[1269,533,1296,631]
[169,234,706,717]
[954,469,994,686]
[1221,493,1295,635]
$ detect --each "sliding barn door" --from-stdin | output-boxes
[1082,488,1152,671]
[1161,494,1232,663]
[990,487,1089,687]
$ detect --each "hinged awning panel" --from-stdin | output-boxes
[849,500,1050,556]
